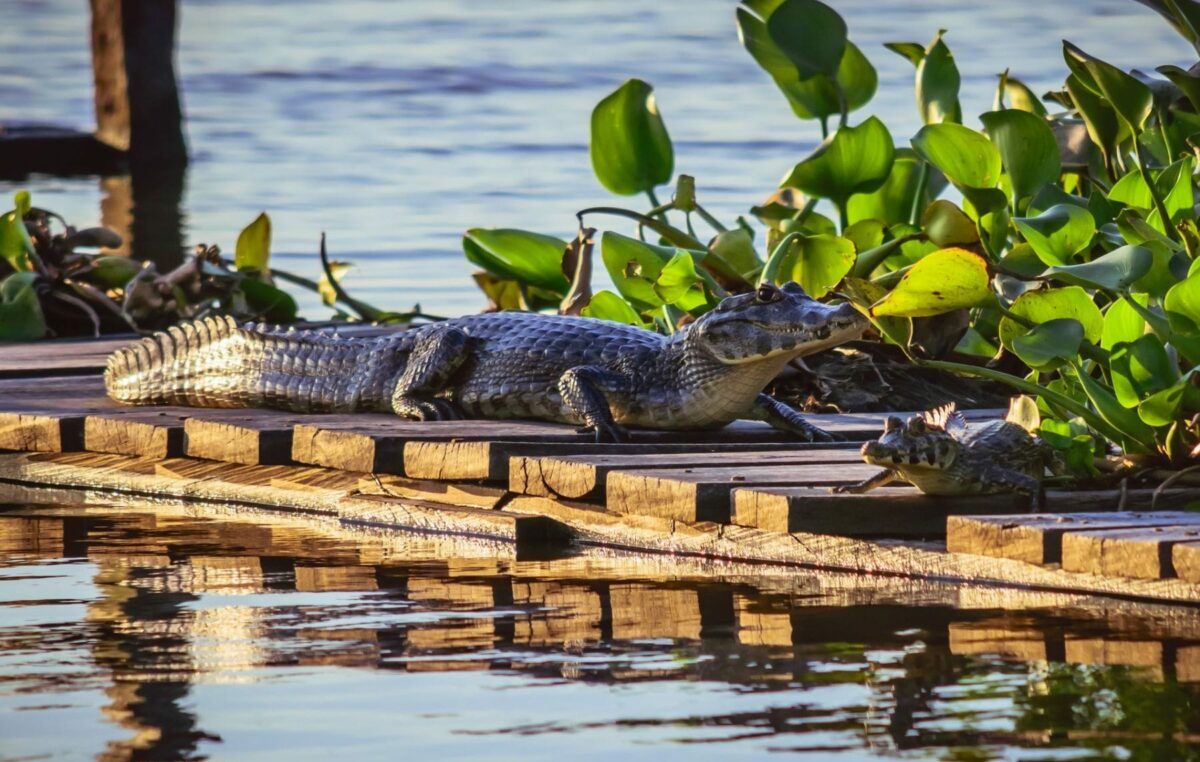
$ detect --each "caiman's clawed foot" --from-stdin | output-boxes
[577,422,628,444]
[753,394,838,442]
[394,397,463,421]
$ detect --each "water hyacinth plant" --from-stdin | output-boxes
[460,0,1200,472]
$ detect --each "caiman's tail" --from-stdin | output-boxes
[104,316,405,413]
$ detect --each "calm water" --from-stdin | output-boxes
[0,502,1198,760]
[0,1,1193,317]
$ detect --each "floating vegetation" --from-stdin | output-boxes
[457,0,1200,470]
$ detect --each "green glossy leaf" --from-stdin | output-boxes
[1069,364,1157,453]
[846,148,946,226]
[1001,74,1048,117]
[235,212,272,273]
[1138,377,1192,427]
[1043,244,1152,291]
[1102,293,1149,350]
[1110,334,1178,408]
[0,209,34,272]
[654,251,709,311]
[998,242,1046,279]
[921,200,978,247]
[1012,318,1084,371]
[590,79,674,196]
[871,247,991,317]
[765,0,846,80]
[1076,46,1154,133]
[1108,168,1154,208]
[842,219,885,254]
[708,229,761,280]
[1157,64,1200,111]
[980,109,1061,209]
[1028,184,1088,216]
[911,123,1007,214]
[463,228,570,294]
[774,233,854,298]
[600,231,691,310]
[738,3,877,121]
[239,278,297,323]
[0,272,45,341]
[999,286,1103,351]
[12,191,30,217]
[916,30,961,124]
[86,255,143,289]
[1164,271,1200,334]
[581,290,644,326]
[1157,156,1196,225]
[884,42,925,66]
[780,116,894,206]
[1014,204,1096,266]
[1066,73,1125,168]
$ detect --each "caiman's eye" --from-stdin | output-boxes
[756,284,780,303]
[907,417,927,434]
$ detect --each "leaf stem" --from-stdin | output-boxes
[577,206,706,250]
[759,231,804,286]
[1132,146,1179,242]
[908,161,931,226]
[693,203,728,233]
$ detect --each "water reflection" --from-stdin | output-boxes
[1,504,1198,760]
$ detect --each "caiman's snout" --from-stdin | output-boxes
[795,298,868,351]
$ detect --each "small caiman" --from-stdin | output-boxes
[105,282,866,442]
[832,401,1059,508]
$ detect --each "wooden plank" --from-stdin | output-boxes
[1062,524,1200,579]
[0,410,86,453]
[511,447,862,502]
[739,490,1200,538]
[184,411,314,465]
[1173,542,1200,585]
[733,486,1047,536]
[607,463,891,523]
[0,336,132,378]
[407,439,834,483]
[291,417,585,476]
[84,409,187,458]
[947,511,1200,565]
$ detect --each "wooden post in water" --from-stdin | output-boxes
[89,0,188,268]
[90,0,130,151]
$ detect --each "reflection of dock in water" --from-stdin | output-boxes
[4,505,1200,755]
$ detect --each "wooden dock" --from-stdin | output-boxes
[2,331,1199,604]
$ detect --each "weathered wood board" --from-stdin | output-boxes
[739,489,1200,538]
[510,446,863,502]
[1062,524,1200,580]
[947,512,1200,566]
[1175,542,1200,585]
[83,409,188,458]
[605,462,891,523]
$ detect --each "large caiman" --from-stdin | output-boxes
[105,282,867,442]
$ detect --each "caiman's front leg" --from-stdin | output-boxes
[752,394,836,442]
[831,469,897,494]
[391,326,469,421]
[558,365,632,443]
[979,466,1044,512]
